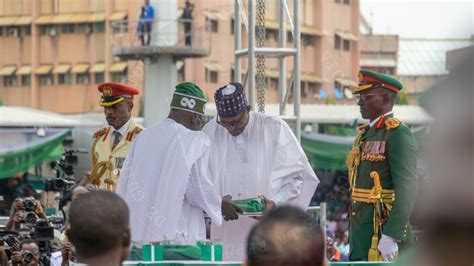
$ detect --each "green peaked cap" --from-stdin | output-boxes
[354,69,403,94]
[171,82,207,115]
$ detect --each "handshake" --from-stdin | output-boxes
[220,195,276,221]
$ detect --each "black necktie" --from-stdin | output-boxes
[112,131,121,150]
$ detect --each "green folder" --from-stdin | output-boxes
[232,198,264,214]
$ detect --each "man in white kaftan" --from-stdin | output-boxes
[116,82,223,244]
[203,82,320,260]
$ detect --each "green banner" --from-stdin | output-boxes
[0,130,70,179]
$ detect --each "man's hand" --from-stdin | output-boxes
[12,198,25,212]
[378,234,398,261]
[221,195,242,221]
[10,251,22,264]
[34,200,46,218]
[61,242,76,265]
[261,195,276,214]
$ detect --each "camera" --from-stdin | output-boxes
[18,211,39,226]
[3,234,19,247]
[22,250,34,263]
[33,220,54,242]
[44,178,75,192]
[23,198,37,211]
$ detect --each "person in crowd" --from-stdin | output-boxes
[66,191,130,266]
[244,206,325,266]
[181,0,194,46]
[5,198,48,231]
[346,70,418,261]
[140,0,154,45]
[10,239,41,266]
[203,82,319,260]
[89,83,142,192]
[117,82,239,244]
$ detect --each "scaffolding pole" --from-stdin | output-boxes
[234,0,241,83]
[248,0,256,110]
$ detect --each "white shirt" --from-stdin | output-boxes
[369,111,394,128]
[117,118,222,244]
[203,111,319,260]
[110,118,131,146]
[50,251,76,266]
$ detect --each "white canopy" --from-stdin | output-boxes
[0,106,80,127]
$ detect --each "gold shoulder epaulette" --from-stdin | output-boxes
[385,117,401,130]
[93,127,110,140]
[126,126,143,141]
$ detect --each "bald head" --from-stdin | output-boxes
[68,191,130,259]
[246,206,325,266]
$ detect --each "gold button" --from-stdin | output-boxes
[352,212,356,216]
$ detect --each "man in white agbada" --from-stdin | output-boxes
[203,82,320,260]
[117,82,236,245]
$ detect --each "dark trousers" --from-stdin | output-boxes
[184,22,192,46]
[141,21,152,45]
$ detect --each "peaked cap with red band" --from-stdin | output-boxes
[354,69,403,94]
[98,82,139,107]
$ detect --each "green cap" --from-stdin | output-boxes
[170,82,207,115]
[354,69,403,94]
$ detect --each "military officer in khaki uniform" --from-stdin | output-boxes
[90,83,143,191]
[346,70,418,262]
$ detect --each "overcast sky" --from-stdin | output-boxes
[360,0,473,38]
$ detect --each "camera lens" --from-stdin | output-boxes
[4,235,17,246]
[25,212,38,225]
[24,199,36,211]
[22,251,34,263]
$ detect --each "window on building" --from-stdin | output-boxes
[77,73,90,85]
[112,21,128,33]
[94,23,105,33]
[343,0,351,4]
[308,82,321,99]
[177,63,185,82]
[78,24,93,34]
[301,81,307,98]
[6,27,18,37]
[270,77,278,90]
[285,31,294,43]
[94,73,105,84]
[206,18,218,33]
[343,39,350,51]
[61,24,75,34]
[335,34,341,49]
[230,68,235,82]
[210,71,218,83]
[0,27,4,37]
[302,35,314,46]
[40,25,57,37]
[3,76,17,87]
[21,26,31,36]
[205,69,218,83]
[39,74,53,86]
[335,0,342,3]
[58,73,72,85]
[112,72,128,83]
[230,18,234,35]
[21,75,31,86]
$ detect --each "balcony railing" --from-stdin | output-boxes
[110,18,211,53]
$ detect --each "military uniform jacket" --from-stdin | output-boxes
[91,118,143,191]
[348,115,418,261]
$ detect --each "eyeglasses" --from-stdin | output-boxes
[216,111,246,127]
[355,93,387,101]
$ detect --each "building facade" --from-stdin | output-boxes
[360,34,398,75]
[0,0,360,114]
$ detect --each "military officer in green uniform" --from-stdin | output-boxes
[346,70,418,261]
